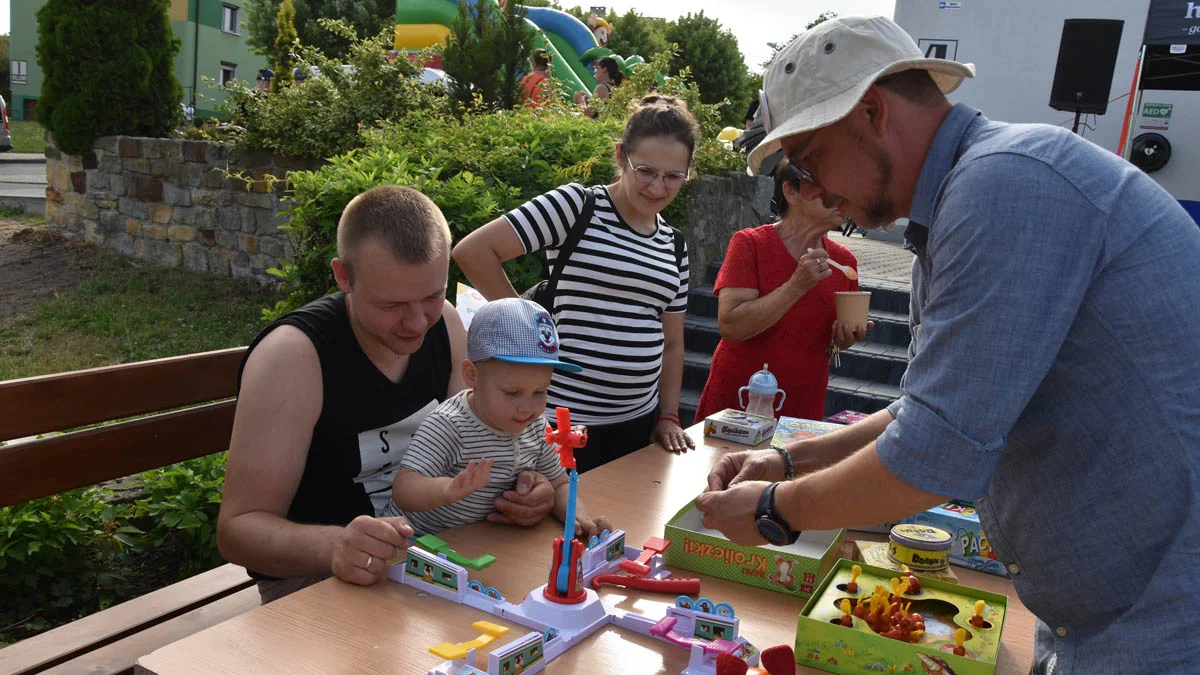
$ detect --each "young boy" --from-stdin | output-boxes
[385,298,609,539]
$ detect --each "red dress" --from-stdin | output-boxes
[695,225,859,422]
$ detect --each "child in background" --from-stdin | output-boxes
[385,298,610,539]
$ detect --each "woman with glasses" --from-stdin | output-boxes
[694,159,870,428]
[453,96,697,472]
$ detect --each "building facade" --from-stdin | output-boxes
[9,0,266,121]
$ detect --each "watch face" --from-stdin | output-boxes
[756,517,789,546]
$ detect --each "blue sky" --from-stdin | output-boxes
[1,0,898,71]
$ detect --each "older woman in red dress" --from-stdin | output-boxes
[695,161,871,422]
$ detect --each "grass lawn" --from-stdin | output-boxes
[7,119,46,154]
[0,238,278,380]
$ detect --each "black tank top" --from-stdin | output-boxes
[239,292,451,530]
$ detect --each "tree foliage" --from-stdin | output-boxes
[36,0,182,154]
[604,10,671,61]
[664,11,750,127]
[271,0,298,93]
[762,11,838,70]
[244,0,394,59]
[442,0,534,111]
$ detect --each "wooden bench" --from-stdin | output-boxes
[0,347,260,675]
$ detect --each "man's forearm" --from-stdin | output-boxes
[777,443,945,531]
[219,511,340,579]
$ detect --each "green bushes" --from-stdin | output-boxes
[266,106,623,319]
[35,0,182,155]
[0,455,228,646]
[222,21,440,159]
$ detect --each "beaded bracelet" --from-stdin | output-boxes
[772,445,796,480]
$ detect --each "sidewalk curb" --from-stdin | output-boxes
[0,155,48,165]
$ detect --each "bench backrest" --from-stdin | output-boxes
[0,347,247,508]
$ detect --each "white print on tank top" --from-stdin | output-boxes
[355,399,439,516]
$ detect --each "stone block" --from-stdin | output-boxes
[45,185,64,205]
[215,230,239,249]
[202,168,226,189]
[85,220,105,245]
[79,201,100,221]
[168,225,196,242]
[162,140,184,161]
[119,137,141,157]
[82,151,99,170]
[149,158,176,180]
[207,248,231,275]
[194,208,221,230]
[198,228,216,246]
[51,163,70,191]
[241,234,259,254]
[250,253,277,273]
[131,176,163,202]
[44,145,62,161]
[141,139,163,159]
[99,209,124,233]
[88,172,110,193]
[107,174,126,197]
[142,224,168,241]
[234,192,274,210]
[182,243,209,271]
[134,239,181,268]
[118,197,150,220]
[180,163,208,187]
[150,204,172,224]
[109,232,135,256]
[255,208,286,235]
[71,171,87,194]
[93,137,119,154]
[125,219,142,236]
[240,208,257,233]
[95,198,118,210]
[162,183,193,206]
[182,141,208,163]
[44,200,62,223]
[230,251,253,279]
[122,157,151,175]
[257,235,286,258]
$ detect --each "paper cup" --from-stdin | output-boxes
[835,292,871,331]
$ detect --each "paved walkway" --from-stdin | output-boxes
[0,155,47,215]
[835,230,914,287]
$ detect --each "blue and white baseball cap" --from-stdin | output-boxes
[466,298,583,373]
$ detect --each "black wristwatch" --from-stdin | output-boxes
[756,482,801,546]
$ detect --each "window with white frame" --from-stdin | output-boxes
[222,4,240,34]
[220,62,238,86]
[12,60,27,85]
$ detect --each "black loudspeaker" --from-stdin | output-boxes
[1049,19,1124,115]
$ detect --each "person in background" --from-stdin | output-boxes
[453,96,699,473]
[581,57,625,119]
[694,159,869,427]
[520,49,553,107]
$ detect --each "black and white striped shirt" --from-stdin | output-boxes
[383,391,567,536]
[504,184,689,426]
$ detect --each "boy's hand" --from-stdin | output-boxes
[444,459,494,502]
[574,515,614,541]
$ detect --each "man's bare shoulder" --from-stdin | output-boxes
[239,325,322,411]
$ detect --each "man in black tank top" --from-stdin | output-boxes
[217,186,556,603]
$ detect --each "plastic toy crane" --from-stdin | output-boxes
[543,407,588,600]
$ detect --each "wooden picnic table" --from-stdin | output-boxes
[136,425,1035,674]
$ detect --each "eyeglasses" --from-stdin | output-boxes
[625,154,691,190]
[785,128,824,186]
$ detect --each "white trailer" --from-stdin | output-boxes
[894,0,1200,222]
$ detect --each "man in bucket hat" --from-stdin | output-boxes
[697,15,1200,673]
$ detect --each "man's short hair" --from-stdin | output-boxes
[875,68,946,107]
[336,185,451,278]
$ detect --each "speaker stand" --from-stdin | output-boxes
[1071,109,1083,135]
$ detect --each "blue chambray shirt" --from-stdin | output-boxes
[879,104,1200,673]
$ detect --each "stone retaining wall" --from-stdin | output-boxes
[44,136,322,284]
[44,135,770,287]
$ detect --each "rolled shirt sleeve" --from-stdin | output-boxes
[878,153,1106,499]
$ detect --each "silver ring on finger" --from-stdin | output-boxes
[365,553,373,570]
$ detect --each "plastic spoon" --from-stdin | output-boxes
[807,248,859,281]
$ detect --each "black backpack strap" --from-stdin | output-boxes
[544,187,596,306]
